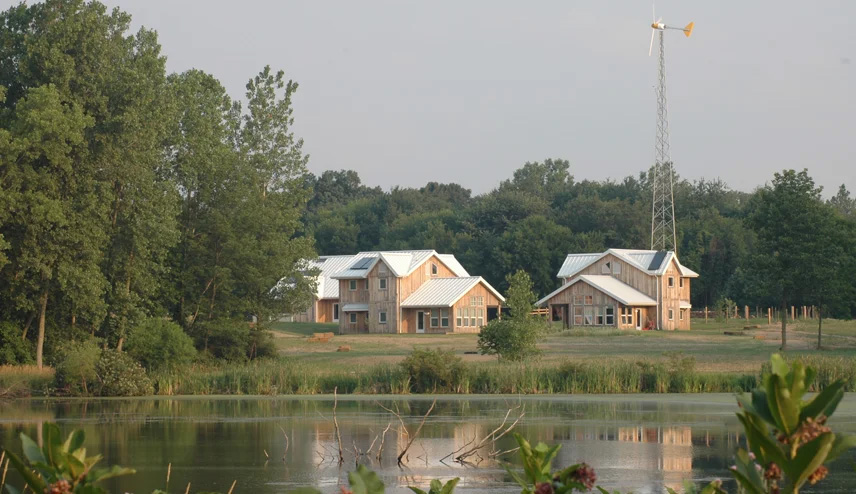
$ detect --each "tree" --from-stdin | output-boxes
[477,270,541,361]
[746,169,828,350]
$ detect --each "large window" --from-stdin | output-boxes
[379,278,387,290]
[584,306,594,325]
[440,309,449,328]
[477,309,484,327]
[470,296,484,306]
[456,308,462,327]
[333,304,339,321]
[620,307,631,325]
[431,263,438,276]
[430,309,440,328]
[605,306,615,325]
[601,262,611,274]
[349,280,357,291]
[573,295,584,306]
[379,311,387,324]
[596,306,604,325]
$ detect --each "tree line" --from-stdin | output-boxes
[2,0,854,367]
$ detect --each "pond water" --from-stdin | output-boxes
[2,395,855,493]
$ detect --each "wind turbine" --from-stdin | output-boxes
[648,4,693,253]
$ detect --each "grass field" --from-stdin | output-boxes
[270,317,856,374]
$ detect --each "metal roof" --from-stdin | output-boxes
[557,248,699,279]
[331,250,469,279]
[537,275,657,307]
[292,255,357,300]
[401,277,505,308]
[342,303,369,312]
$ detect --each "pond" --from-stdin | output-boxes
[1,395,855,493]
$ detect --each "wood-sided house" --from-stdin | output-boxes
[291,255,357,323]
[536,249,698,330]
[330,250,505,334]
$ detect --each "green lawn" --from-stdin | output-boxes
[269,318,856,374]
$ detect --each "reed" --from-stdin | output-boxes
[0,365,55,397]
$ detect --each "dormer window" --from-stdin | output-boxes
[431,263,438,276]
[379,278,387,290]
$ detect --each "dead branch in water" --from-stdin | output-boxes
[396,399,436,465]
[455,405,524,463]
[376,422,392,461]
[277,424,290,460]
[333,387,344,465]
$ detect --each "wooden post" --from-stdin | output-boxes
[767,308,772,325]
[735,306,739,319]
[704,307,708,323]
[744,305,749,320]
[790,306,795,321]
[803,306,807,319]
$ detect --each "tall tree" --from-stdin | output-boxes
[747,169,827,350]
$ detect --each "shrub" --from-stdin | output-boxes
[248,327,277,359]
[126,318,196,371]
[191,319,253,361]
[0,321,33,365]
[400,348,466,393]
[54,339,101,395]
[95,350,153,396]
[477,318,541,362]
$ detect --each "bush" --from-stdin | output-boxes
[0,321,33,365]
[477,318,541,362]
[190,319,251,361]
[248,327,277,359]
[95,350,153,396]
[126,318,196,371]
[55,339,101,395]
[400,348,466,393]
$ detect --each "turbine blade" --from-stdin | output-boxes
[649,29,655,56]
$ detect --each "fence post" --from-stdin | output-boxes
[767,308,771,325]
[704,306,708,323]
[790,306,795,321]
[744,305,749,320]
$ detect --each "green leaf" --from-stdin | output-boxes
[5,483,21,494]
[827,433,856,462]
[86,465,136,483]
[800,381,844,422]
[787,432,834,490]
[287,489,322,494]
[42,423,63,467]
[348,465,384,494]
[770,354,789,377]
[407,488,427,494]
[3,450,46,494]
[64,430,85,454]
[768,374,799,434]
[440,478,459,494]
[19,433,46,464]
[736,412,787,467]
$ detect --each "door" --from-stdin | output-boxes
[635,309,642,330]
[416,311,425,333]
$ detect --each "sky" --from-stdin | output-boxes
[101,0,855,196]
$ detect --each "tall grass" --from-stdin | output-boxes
[0,365,55,397]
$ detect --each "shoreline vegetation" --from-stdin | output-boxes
[3,352,856,398]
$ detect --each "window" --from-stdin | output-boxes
[573,295,584,306]
[349,280,357,291]
[584,295,593,305]
[602,262,611,274]
[668,277,675,288]
[333,304,339,321]
[379,311,387,324]
[679,278,684,288]
[470,296,484,307]
[620,307,631,325]
[613,262,621,275]
[379,278,387,290]
[605,306,615,325]
[573,306,583,326]
[668,309,674,320]
[456,308,462,327]
[364,279,369,290]
[349,313,357,324]
[596,306,604,325]
[440,309,449,328]
[464,308,471,327]
[477,309,484,327]
[584,307,594,325]
[430,309,439,328]
[679,310,684,320]
[431,263,438,276]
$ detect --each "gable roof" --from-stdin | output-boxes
[331,250,469,279]
[303,255,358,299]
[557,248,699,279]
[401,277,505,308]
[537,275,657,307]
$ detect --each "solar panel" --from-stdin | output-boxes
[350,258,373,270]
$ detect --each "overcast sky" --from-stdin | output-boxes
[102,0,855,195]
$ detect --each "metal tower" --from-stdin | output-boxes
[650,30,676,252]
[647,15,693,252]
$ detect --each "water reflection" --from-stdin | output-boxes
[1,396,854,493]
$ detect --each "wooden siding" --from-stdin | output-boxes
[565,253,658,299]
[450,283,503,334]
[660,258,690,330]
[292,299,317,323]
[317,299,338,323]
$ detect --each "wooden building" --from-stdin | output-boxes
[290,255,355,323]
[330,250,504,334]
[537,249,698,330]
